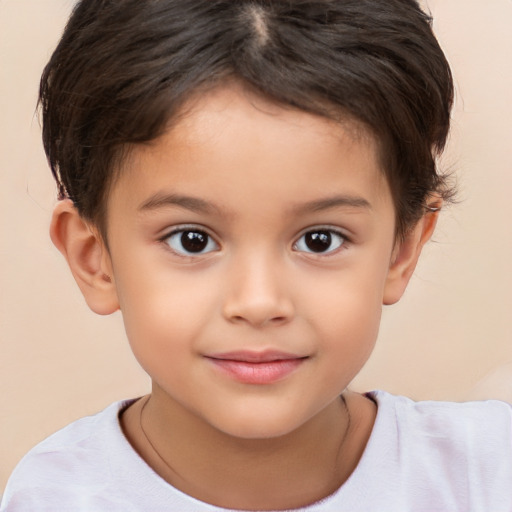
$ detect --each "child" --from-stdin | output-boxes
[2,0,511,510]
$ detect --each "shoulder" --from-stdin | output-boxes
[359,391,512,510]
[370,390,512,441]
[11,399,133,468]
[368,390,512,460]
[1,400,136,511]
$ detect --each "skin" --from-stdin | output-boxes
[51,83,439,510]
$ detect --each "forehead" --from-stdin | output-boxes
[165,83,376,167]
[110,84,392,220]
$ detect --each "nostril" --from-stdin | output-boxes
[221,273,295,327]
[228,313,290,327]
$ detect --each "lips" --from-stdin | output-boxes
[205,350,308,385]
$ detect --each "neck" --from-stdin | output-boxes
[121,389,375,510]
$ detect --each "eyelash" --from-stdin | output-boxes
[160,226,350,258]
[161,226,219,258]
[292,227,349,256]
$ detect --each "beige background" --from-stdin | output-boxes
[1,0,511,493]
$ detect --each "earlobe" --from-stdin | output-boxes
[50,199,120,315]
[383,204,441,305]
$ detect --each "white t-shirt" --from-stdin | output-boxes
[2,391,511,511]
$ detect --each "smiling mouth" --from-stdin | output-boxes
[205,351,308,385]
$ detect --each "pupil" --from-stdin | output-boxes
[305,231,331,252]
[181,231,208,252]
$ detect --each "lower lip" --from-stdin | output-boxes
[207,358,305,385]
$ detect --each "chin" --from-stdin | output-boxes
[210,410,307,441]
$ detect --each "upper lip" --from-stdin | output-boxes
[205,350,308,363]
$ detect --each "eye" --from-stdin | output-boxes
[165,229,219,256]
[294,229,346,254]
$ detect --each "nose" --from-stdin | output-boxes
[222,252,295,328]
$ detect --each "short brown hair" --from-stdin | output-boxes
[39,0,454,240]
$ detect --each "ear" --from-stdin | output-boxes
[383,203,441,305]
[50,199,119,315]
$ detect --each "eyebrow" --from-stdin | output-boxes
[138,192,371,216]
[291,195,372,214]
[138,193,219,214]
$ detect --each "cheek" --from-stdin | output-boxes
[315,296,381,391]
[303,265,386,358]
[315,287,382,351]
[114,266,219,363]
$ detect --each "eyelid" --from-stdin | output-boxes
[294,224,351,241]
[161,223,215,236]
[160,224,220,257]
[292,225,350,255]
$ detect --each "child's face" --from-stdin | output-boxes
[102,85,401,438]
